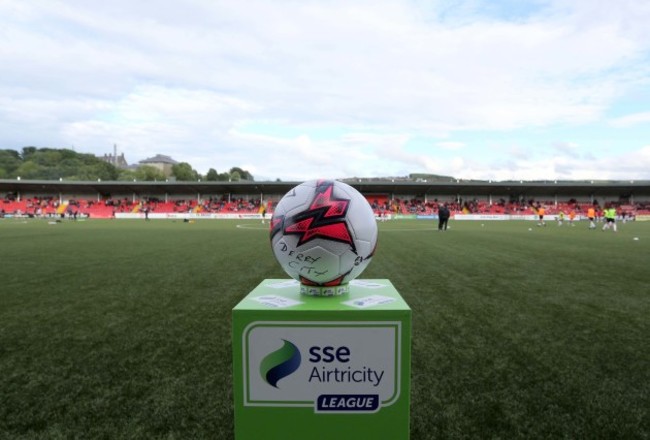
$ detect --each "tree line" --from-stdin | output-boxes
[0,147,253,182]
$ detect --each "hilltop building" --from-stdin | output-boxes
[138,154,178,177]
[99,152,129,169]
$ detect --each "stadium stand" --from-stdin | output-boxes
[3,195,649,220]
[2,180,650,219]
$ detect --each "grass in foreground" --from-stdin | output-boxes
[1,218,649,439]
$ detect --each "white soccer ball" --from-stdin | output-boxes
[270,180,378,294]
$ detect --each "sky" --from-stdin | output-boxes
[1,0,650,182]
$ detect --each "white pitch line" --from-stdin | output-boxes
[236,224,268,230]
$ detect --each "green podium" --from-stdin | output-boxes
[232,279,411,440]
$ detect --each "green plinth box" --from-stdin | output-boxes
[232,279,411,440]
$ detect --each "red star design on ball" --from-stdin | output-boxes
[284,180,355,251]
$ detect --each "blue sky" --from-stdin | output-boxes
[1,0,649,181]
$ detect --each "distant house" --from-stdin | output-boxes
[138,154,179,177]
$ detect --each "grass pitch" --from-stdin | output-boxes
[1,218,649,439]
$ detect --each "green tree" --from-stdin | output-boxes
[0,149,22,178]
[98,161,120,181]
[21,146,37,160]
[117,169,137,181]
[1,147,123,181]
[71,162,120,181]
[57,158,84,179]
[15,161,45,179]
[31,149,63,167]
[135,165,166,181]
[229,170,241,181]
[172,162,200,181]
[206,168,219,181]
[229,167,253,181]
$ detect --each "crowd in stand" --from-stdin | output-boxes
[2,192,649,219]
[0,194,270,218]
[397,197,647,220]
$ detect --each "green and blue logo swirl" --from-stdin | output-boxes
[260,339,301,388]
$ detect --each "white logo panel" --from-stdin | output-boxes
[243,321,401,409]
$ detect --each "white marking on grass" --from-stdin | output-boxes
[236,224,267,230]
[381,227,438,232]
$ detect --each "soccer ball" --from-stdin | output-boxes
[270,180,378,296]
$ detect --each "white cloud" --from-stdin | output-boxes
[1,0,650,180]
[609,112,650,128]
[437,142,465,151]
[460,144,650,181]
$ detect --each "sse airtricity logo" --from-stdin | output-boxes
[260,339,301,388]
[244,321,401,414]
